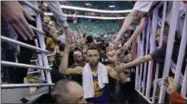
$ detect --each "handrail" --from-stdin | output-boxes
[1,83,54,89]
[27,71,41,75]
[1,61,52,71]
[1,36,48,53]
[30,25,45,35]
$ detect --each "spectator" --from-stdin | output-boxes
[60,41,126,104]
[115,1,155,42]
[2,1,35,40]
[70,49,85,85]
[52,80,87,104]
[115,1,185,49]
[115,24,186,78]
[45,26,59,53]
[1,1,36,83]
[50,44,69,83]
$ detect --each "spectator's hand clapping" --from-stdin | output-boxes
[2,1,35,40]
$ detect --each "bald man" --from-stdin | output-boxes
[73,50,85,67]
[52,80,87,104]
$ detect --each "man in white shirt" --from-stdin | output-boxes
[115,1,185,52]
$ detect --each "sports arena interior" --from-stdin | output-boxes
[1,1,187,104]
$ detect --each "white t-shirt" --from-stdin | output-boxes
[21,1,38,16]
[132,1,155,13]
[133,1,186,37]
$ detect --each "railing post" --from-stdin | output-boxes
[181,64,187,97]
[145,9,158,99]
[34,39,46,80]
[158,2,180,103]
[35,4,52,84]
[135,35,140,90]
[174,6,187,84]
[152,2,167,103]
[142,18,151,95]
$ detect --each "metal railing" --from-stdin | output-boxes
[1,2,53,88]
[135,1,187,103]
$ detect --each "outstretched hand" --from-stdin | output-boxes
[165,77,178,94]
[2,1,35,40]
[114,63,126,72]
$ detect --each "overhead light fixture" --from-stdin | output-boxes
[109,5,115,8]
[85,3,91,6]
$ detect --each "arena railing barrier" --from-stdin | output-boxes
[158,2,186,103]
[29,25,45,35]
[1,1,186,103]
[1,83,54,89]
[135,1,187,103]
[151,2,167,103]
[175,6,187,99]
[1,61,51,71]
[1,2,52,88]
[1,36,48,53]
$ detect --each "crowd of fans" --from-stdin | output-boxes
[1,1,187,104]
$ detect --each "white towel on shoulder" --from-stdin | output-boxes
[83,62,108,99]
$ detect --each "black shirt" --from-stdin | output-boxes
[150,42,186,76]
[69,63,83,85]
[51,65,69,83]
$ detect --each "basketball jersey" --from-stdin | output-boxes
[86,73,109,104]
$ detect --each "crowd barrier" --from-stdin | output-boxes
[1,1,186,104]
[135,1,187,103]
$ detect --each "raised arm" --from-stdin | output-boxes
[124,17,147,47]
[59,39,83,75]
[46,1,73,43]
[115,10,143,42]
[115,55,152,72]
[59,42,70,74]
[45,1,68,27]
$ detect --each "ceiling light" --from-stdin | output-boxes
[109,5,115,8]
[85,3,91,6]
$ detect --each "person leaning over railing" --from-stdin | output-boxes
[2,1,35,40]
[1,1,35,83]
[45,1,74,43]
[114,24,186,79]
[115,1,186,53]
[114,1,159,49]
